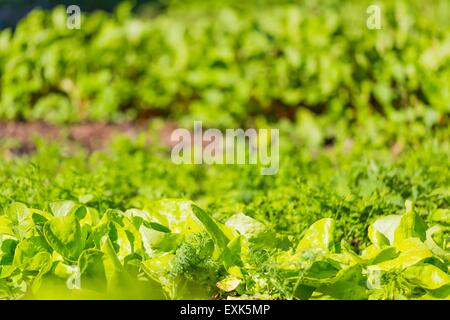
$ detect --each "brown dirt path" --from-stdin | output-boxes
[0,121,178,154]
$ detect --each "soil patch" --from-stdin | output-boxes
[0,121,177,154]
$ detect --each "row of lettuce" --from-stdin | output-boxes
[0,0,449,125]
[0,199,448,299]
[1,109,448,249]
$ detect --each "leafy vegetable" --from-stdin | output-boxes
[0,199,448,299]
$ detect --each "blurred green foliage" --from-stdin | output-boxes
[0,0,449,126]
[0,0,449,300]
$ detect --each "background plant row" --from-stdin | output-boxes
[0,0,449,126]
